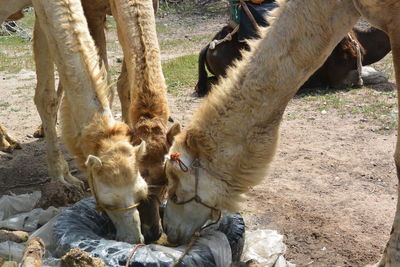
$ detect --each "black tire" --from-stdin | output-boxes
[54,198,245,266]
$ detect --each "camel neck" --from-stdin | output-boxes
[184,0,360,187]
[111,0,169,125]
[35,0,111,128]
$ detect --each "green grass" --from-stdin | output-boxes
[0,9,35,73]
[0,102,11,108]
[301,88,398,134]
[162,53,198,94]
[18,9,35,29]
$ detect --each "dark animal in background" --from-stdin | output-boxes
[195,16,391,97]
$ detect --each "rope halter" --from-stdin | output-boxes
[167,152,220,213]
[87,169,141,213]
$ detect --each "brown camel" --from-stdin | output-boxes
[162,0,400,265]
[108,0,179,243]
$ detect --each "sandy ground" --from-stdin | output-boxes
[0,11,398,267]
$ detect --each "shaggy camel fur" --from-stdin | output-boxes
[31,0,149,243]
[163,0,400,264]
[108,0,179,242]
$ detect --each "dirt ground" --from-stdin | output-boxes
[0,8,398,267]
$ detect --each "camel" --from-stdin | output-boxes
[30,0,152,244]
[1,0,169,243]
[162,0,400,265]
[196,19,391,96]
[108,0,179,243]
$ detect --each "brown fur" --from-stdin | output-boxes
[110,0,170,190]
[109,0,175,242]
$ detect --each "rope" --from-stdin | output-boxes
[209,24,240,50]
[172,232,201,267]
[125,243,145,267]
[347,33,363,86]
[239,0,258,29]
[170,152,189,172]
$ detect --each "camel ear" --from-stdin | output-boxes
[136,140,147,160]
[167,123,181,147]
[85,155,102,170]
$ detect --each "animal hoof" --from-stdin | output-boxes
[33,125,45,138]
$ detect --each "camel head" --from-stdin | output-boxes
[85,139,148,244]
[162,131,226,244]
[131,119,181,242]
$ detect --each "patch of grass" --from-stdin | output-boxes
[0,102,11,108]
[0,49,34,73]
[301,87,398,134]
[302,93,351,111]
[350,101,397,133]
[18,8,35,29]
[0,9,35,73]
[162,53,198,94]
[106,15,117,30]
[286,112,299,120]
[0,36,33,73]
[156,22,171,34]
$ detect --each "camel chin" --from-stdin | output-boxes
[163,200,211,244]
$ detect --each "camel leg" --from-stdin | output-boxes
[116,60,130,123]
[377,23,400,267]
[33,19,82,187]
[33,83,63,138]
[0,123,21,153]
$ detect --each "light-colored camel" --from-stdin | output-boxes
[0,0,158,186]
[162,0,400,265]
[31,0,149,243]
[1,0,168,242]
[108,0,179,242]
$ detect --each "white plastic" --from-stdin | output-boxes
[0,241,25,262]
[0,207,62,232]
[30,215,60,256]
[0,191,41,221]
[242,229,295,267]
